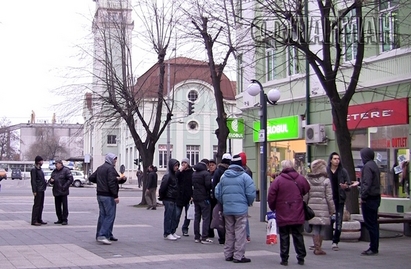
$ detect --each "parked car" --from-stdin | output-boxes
[71,171,87,187]
[11,169,22,180]
[0,169,7,181]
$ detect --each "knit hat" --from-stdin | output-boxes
[310,159,327,175]
[239,152,247,166]
[55,159,63,165]
[231,154,242,166]
[34,155,43,164]
[201,159,209,165]
[181,158,190,164]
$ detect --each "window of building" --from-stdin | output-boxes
[187,120,199,133]
[186,145,200,166]
[188,90,198,102]
[266,48,276,81]
[237,54,244,93]
[342,10,358,61]
[287,46,300,76]
[158,144,173,169]
[380,0,400,52]
[213,145,218,160]
[107,135,117,145]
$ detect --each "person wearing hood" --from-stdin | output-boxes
[268,160,310,266]
[158,158,180,241]
[49,159,74,226]
[327,152,351,251]
[89,153,127,245]
[305,159,335,256]
[359,147,381,256]
[175,158,194,236]
[215,154,255,263]
[191,161,213,244]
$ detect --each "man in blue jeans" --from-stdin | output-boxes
[89,153,127,245]
[360,147,381,256]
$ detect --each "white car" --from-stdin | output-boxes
[43,170,86,187]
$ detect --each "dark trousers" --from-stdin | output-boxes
[332,202,344,244]
[175,203,191,234]
[194,200,211,240]
[279,224,306,262]
[210,199,225,243]
[31,191,45,224]
[361,198,381,252]
[54,195,69,222]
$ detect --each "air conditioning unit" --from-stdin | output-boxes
[305,124,326,144]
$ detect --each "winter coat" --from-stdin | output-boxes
[211,163,229,200]
[30,166,47,193]
[158,159,179,202]
[50,166,73,197]
[176,167,193,206]
[89,153,123,198]
[327,152,351,204]
[360,148,381,200]
[268,168,310,227]
[192,162,212,202]
[146,170,158,190]
[215,164,256,216]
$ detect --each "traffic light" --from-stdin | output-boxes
[188,101,194,115]
[134,159,138,165]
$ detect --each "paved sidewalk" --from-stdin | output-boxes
[0,179,410,268]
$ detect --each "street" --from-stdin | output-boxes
[0,179,410,268]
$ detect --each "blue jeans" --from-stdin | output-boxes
[163,200,177,237]
[175,204,191,234]
[332,202,344,244]
[96,195,116,239]
[361,198,381,252]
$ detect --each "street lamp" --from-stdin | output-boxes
[247,79,280,222]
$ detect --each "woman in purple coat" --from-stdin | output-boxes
[268,160,310,266]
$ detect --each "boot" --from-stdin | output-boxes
[313,235,326,255]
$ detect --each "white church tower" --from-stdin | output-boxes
[84,0,133,171]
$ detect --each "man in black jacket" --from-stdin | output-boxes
[159,158,180,240]
[327,152,351,251]
[360,147,381,256]
[145,165,158,210]
[49,160,73,226]
[175,158,193,236]
[89,153,126,245]
[30,155,47,226]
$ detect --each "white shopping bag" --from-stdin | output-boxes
[187,202,195,220]
[266,211,278,245]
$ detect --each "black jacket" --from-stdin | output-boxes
[159,159,179,201]
[30,166,47,193]
[327,152,351,204]
[89,157,123,199]
[211,163,229,200]
[176,167,193,206]
[360,148,381,200]
[50,166,73,197]
[147,170,158,189]
[192,162,212,202]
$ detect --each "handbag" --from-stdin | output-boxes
[303,201,315,220]
[187,202,195,220]
[210,202,225,232]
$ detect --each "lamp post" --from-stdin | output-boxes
[247,80,280,222]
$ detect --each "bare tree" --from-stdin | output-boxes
[0,118,20,161]
[25,126,69,161]
[244,0,411,213]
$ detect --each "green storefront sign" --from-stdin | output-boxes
[227,118,244,139]
[253,115,301,142]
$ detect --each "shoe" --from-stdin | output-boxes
[309,245,315,250]
[97,237,112,245]
[61,221,68,225]
[361,249,378,256]
[332,243,339,251]
[201,238,213,244]
[280,261,288,266]
[246,236,251,243]
[151,207,156,210]
[172,233,181,239]
[194,239,201,243]
[233,257,251,263]
[297,260,304,265]
[146,207,152,210]
[225,257,234,261]
[31,222,41,226]
[182,232,189,237]
[40,221,47,225]
[109,236,118,241]
[164,234,177,241]
[54,221,63,224]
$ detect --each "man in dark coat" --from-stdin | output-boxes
[89,153,126,245]
[30,155,47,226]
[49,160,73,226]
[159,158,180,240]
[360,147,381,256]
[175,158,193,236]
[145,165,158,210]
[268,160,310,266]
[327,152,351,251]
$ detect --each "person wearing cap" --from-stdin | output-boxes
[175,158,193,236]
[239,152,252,242]
[30,156,48,226]
[89,153,127,245]
[215,154,256,263]
[49,160,74,226]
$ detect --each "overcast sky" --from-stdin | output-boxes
[0,1,98,125]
